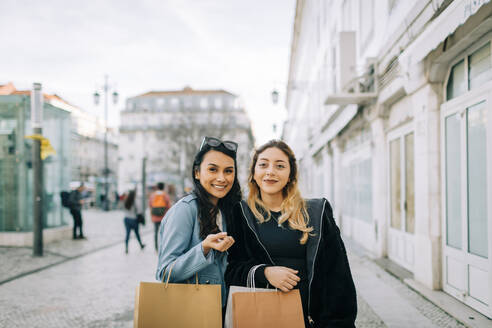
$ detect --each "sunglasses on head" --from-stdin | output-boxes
[199,136,238,153]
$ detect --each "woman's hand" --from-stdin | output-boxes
[264,266,300,292]
[202,232,235,256]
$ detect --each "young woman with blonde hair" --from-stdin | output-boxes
[225,140,357,327]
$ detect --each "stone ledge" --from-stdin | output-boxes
[404,278,492,328]
[0,225,72,246]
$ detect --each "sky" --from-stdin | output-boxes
[0,0,295,145]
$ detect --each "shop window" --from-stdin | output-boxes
[447,60,466,100]
[467,101,488,258]
[390,132,414,234]
[468,43,492,90]
[404,133,415,233]
[390,138,401,229]
[446,42,492,101]
[445,113,462,249]
[343,158,372,222]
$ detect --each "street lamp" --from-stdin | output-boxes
[271,89,279,105]
[31,82,44,256]
[93,75,118,211]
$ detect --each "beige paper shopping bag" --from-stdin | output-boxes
[134,264,221,328]
[231,289,304,328]
[225,264,304,328]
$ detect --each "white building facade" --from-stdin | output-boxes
[70,106,118,185]
[285,0,492,317]
[119,87,254,194]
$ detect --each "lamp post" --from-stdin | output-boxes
[271,89,279,105]
[31,83,44,256]
[93,75,118,211]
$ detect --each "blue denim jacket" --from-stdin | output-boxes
[155,193,228,306]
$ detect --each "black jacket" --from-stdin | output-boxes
[69,190,82,211]
[225,199,357,328]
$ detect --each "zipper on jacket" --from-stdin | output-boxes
[307,199,326,326]
[239,203,276,266]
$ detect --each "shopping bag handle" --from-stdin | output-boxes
[162,261,199,289]
[247,264,278,292]
[162,261,176,285]
[247,264,265,290]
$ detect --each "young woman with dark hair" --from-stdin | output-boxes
[225,140,357,327]
[123,189,145,254]
[156,136,242,309]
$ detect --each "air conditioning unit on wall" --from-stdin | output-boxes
[325,32,378,106]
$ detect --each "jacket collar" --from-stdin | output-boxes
[239,200,259,231]
[238,199,326,284]
[304,199,325,284]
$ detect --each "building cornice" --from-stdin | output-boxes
[286,0,305,109]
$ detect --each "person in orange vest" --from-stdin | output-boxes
[149,182,171,251]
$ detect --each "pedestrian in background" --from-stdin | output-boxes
[225,140,357,327]
[156,136,241,313]
[149,182,171,251]
[69,183,86,240]
[123,189,146,254]
[167,183,177,204]
[113,190,120,209]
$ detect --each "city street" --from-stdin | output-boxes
[0,209,467,327]
[3,1,492,326]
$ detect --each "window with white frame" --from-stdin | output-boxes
[214,97,223,109]
[443,39,490,258]
[343,158,373,222]
[184,97,192,109]
[200,97,209,110]
[447,42,492,101]
[170,97,179,109]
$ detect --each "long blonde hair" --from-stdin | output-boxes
[247,140,313,244]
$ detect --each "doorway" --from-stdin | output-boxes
[441,87,491,317]
[387,126,415,272]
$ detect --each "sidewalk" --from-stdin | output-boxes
[0,210,488,327]
[345,237,491,328]
[0,208,153,285]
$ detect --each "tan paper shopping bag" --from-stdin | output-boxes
[232,289,304,328]
[224,285,274,328]
[134,264,221,328]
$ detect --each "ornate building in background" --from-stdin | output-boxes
[119,86,254,194]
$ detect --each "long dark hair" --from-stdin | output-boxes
[124,189,136,210]
[192,143,242,240]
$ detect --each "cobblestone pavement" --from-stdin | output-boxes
[348,252,466,328]
[0,210,466,327]
[0,209,153,284]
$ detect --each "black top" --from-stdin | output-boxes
[225,199,357,327]
[69,190,82,211]
[255,211,309,323]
